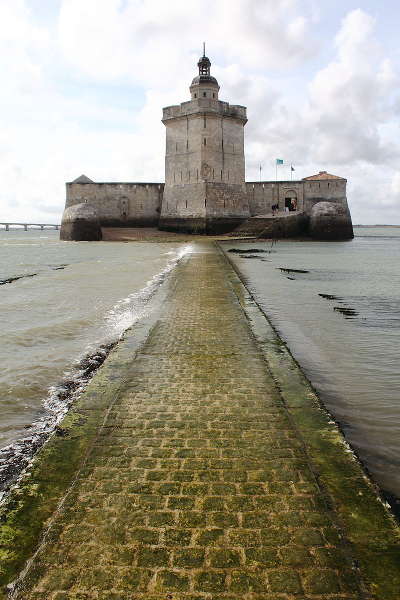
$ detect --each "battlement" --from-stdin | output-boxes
[162,99,247,122]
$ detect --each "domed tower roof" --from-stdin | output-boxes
[190,44,220,93]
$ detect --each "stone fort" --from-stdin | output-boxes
[61,52,353,241]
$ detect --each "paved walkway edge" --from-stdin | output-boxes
[219,242,400,599]
[0,271,172,598]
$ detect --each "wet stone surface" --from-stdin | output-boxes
[13,243,364,599]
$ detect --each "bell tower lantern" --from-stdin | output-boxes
[190,45,220,101]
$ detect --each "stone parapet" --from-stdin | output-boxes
[162,99,247,123]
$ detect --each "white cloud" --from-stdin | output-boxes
[0,1,399,224]
[57,0,315,87]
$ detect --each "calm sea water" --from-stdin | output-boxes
[225,227,400,506]
[0,230,189,492]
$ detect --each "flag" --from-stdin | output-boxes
[276,159,284,165]
[291,165,295,171]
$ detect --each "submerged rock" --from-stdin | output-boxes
[319,293,342,301]
[279,267,310,274]
[60,203,102,241]
[228,248,266,254]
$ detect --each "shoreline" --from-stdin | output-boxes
[0,241,399,598]
[0,242,189,503]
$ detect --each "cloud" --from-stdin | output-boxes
[0,1,399,224]
[57,0,315,87]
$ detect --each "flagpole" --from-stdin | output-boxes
[275,161,277,182]
[259,164,262,182]
[291,163,293,181]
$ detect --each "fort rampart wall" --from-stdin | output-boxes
[65,178,350,231]
[246,179,347,216]
[66,182,163,227]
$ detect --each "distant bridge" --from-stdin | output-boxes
[0,222,60,231]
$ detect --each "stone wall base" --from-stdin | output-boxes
[234,212,308,238]
[99,217,160,228]
[158,216,245,234]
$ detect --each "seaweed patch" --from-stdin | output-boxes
[279,267,310,274]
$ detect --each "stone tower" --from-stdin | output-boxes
[159,50,250,233]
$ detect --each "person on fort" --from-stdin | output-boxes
[291,198,297,211]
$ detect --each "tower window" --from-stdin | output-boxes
[203,92,206,97]
[186,139,188,149]
[213,93,215,98]
[176,142,178,152]
[204,116,206,128]
[194,93,197,98]
[204,138,207,146]
[221,169,223,180]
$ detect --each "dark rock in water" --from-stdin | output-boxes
[0,273,37,285]
[287,277,295,280]
[228,248,266,254]
[319,293,342,301]
[279,267,310,274]
[309,201,354,240]
[60,204,102,241]
[334,306,358,317]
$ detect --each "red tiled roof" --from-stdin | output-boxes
[302,171,346,181]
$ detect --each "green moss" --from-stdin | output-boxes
[221,243,400,600]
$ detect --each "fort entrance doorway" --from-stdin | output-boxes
[284,193,298,212]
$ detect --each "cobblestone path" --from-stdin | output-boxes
[16,244,365,599]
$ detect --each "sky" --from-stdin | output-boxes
[1,0,400,225]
